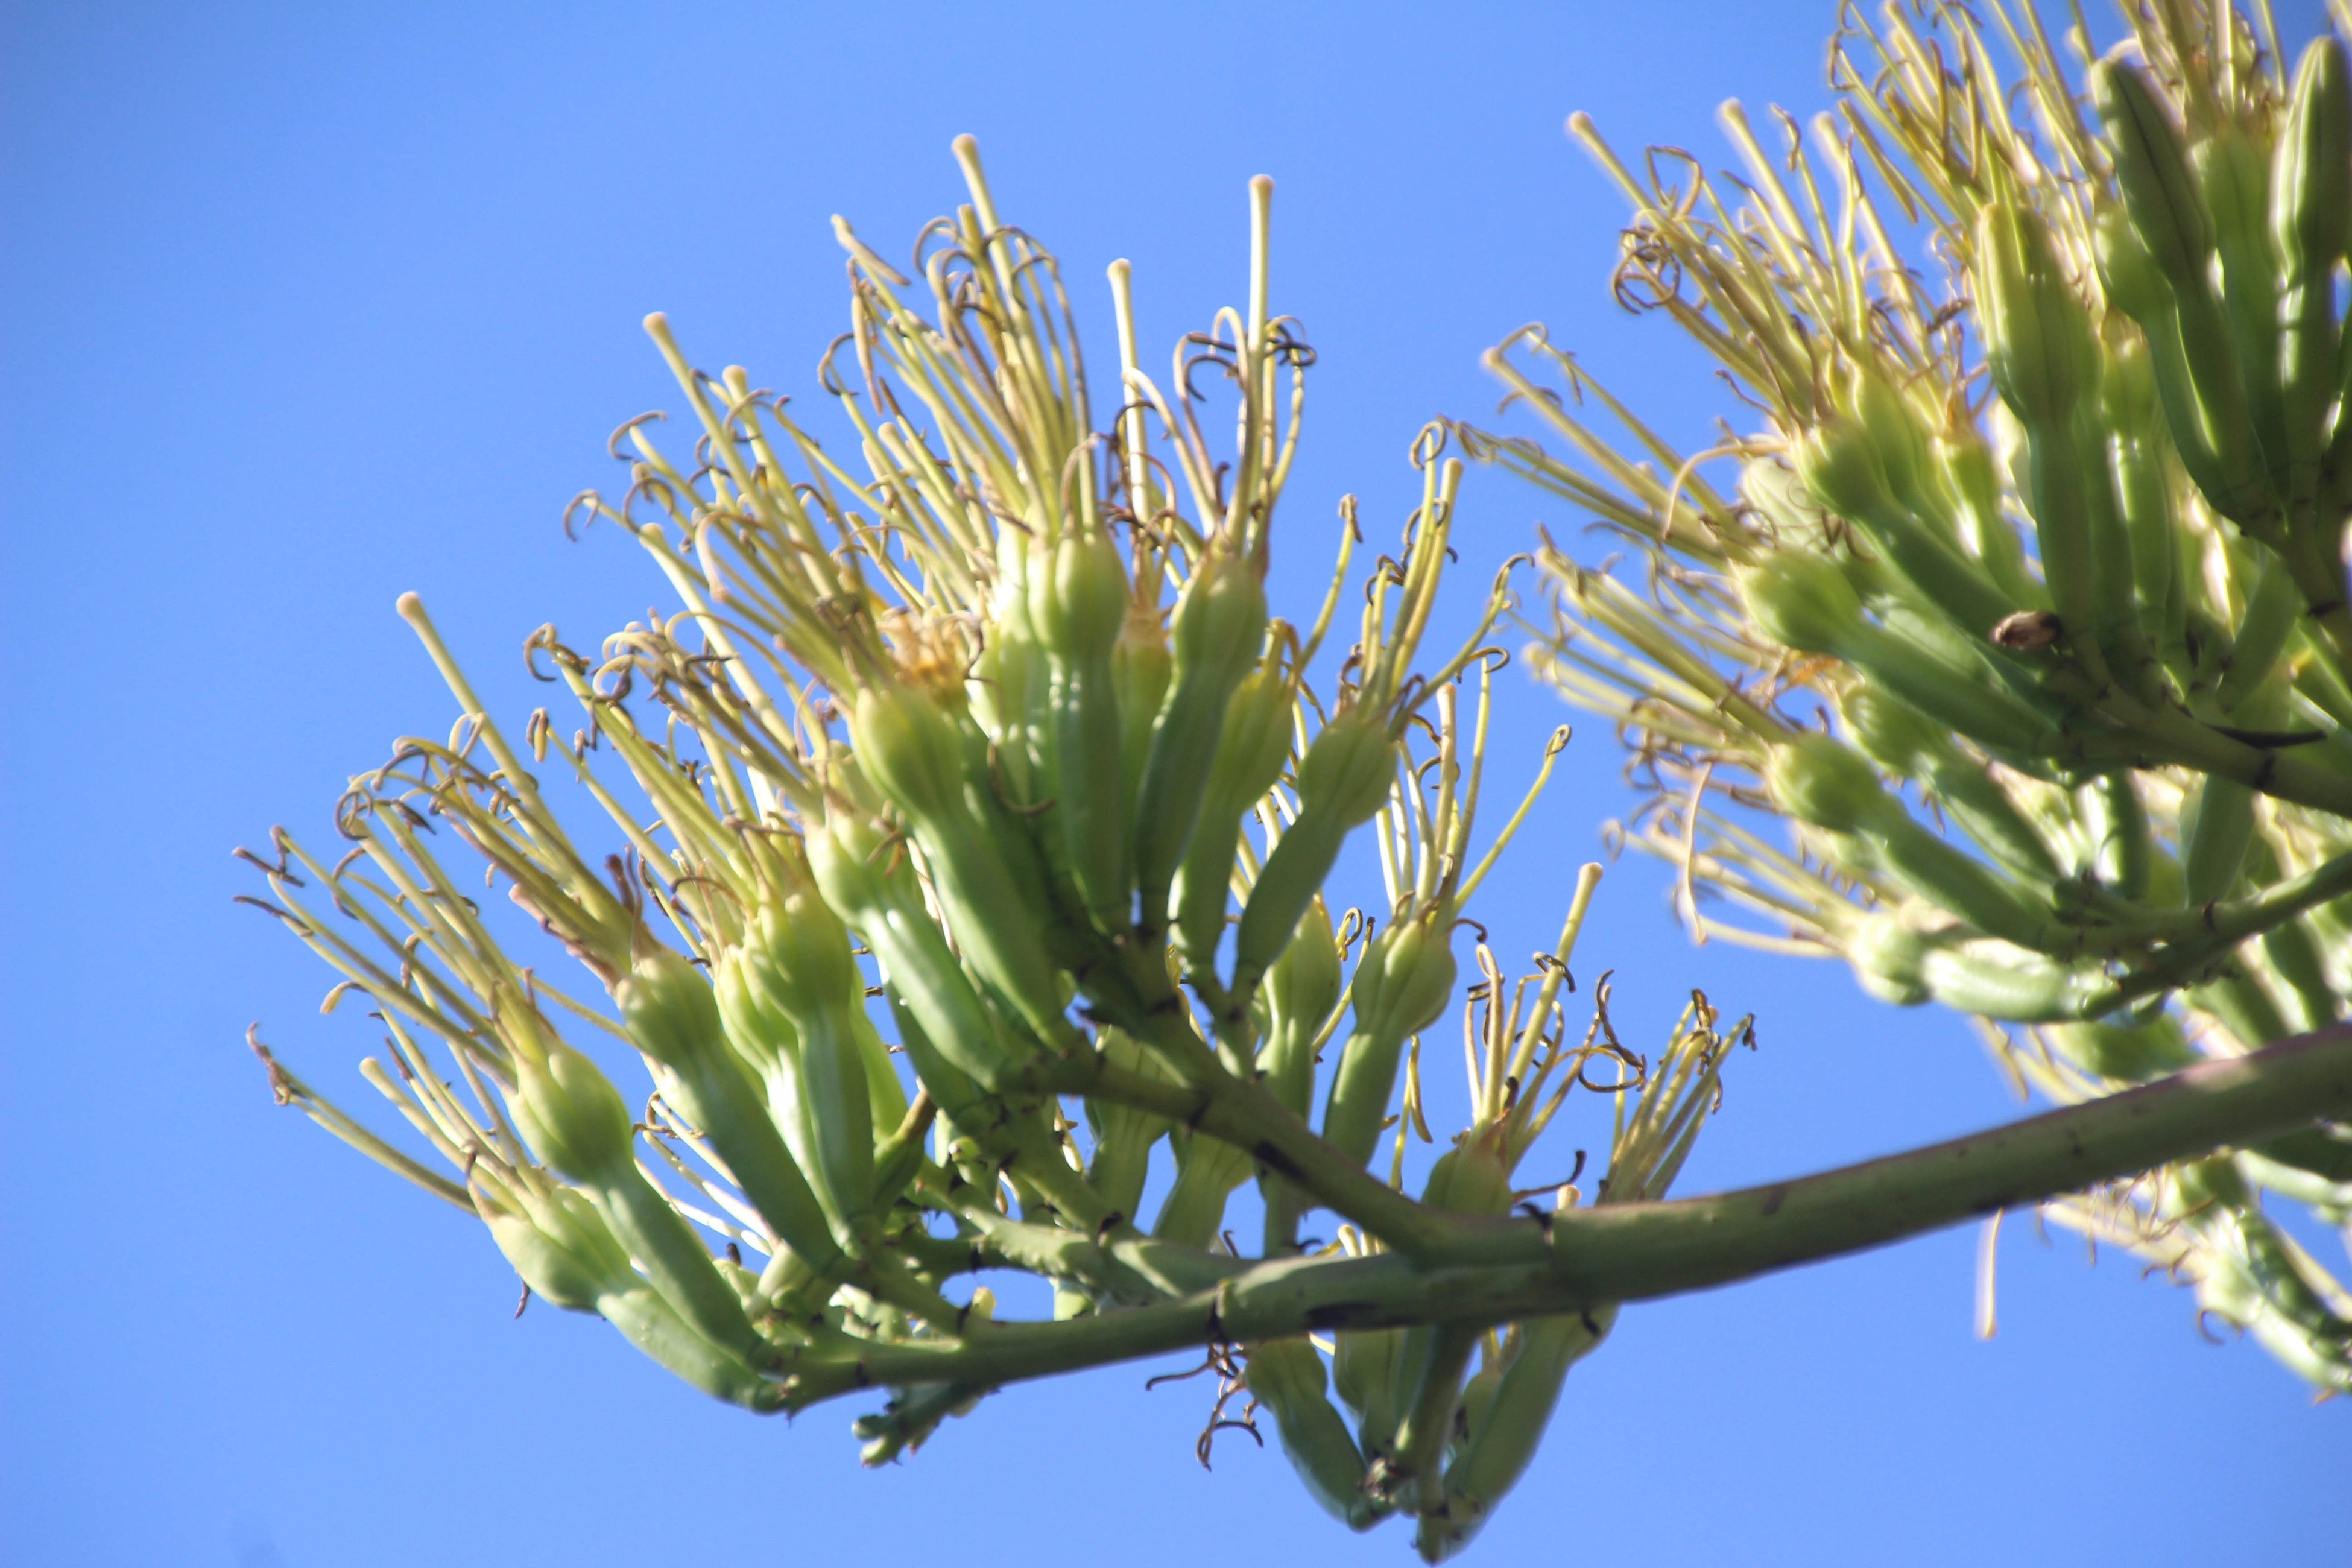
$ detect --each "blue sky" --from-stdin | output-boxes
[2,2,2344,1564]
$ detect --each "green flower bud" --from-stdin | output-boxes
[2091,60,2213,289]
[1132,552,1269,926]
[742,890,862,1022]
[1175,666,1298,970]
[1323,915,1458,1168]
[481,1183,628,1314]
[1848,915,1931,1007]
[1345,913,1458,1048]
[1452,1359,1503,1462]
[1766,732,1890,834]
[2275,38,2352,487]
[2182,774,2256,905]
[1420,1142,1514,1218]
[1839,362,1931,513]
[1935,427,2037,604]
[1737,550,1864,654]
[1032,528,1129,662]
[1420,1307,1614,1563]
[615,942,727,1073]
[712,947,796,1079]
[1207,668,1298,815]
[1169,550,1268,681]
[1977,200,2093,429]
[511,1029,636,1184]
[2045,1018,2195,1083]
[850,682,970,827]
[1838,686,1943,777]
[2093,206,2170,323]
[807,811,1027,1087]
[1112,599,1174,793]
[2195,126,2275,280]
[1261,898,1344,1119]
[2274,38,2352,276]
[1246,1339,1376,1531]
[1333,1325,1406,1456]
[1297,708,1400,824]
[2101,329,2159,438]
[1793,413,1895,523]
[1231,710,1400,990]
[2194,125,2286,463]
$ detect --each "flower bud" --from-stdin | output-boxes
[1112,599,1174,788]
[1169,551,1269,683]
[1420,1142,1514,1218]
[2092,206,2170,324]
[511,1031,636,1184]
[2045,1018,2195,1082]
[2091,59,2213,289]
[1977,200,2093,428]
[1245,1339,1376,1530]
[1032,528,1130,662]
[1323,915,1458,1167]
[1297,709,1399,826]
[1261,899,1344,1119]
[1736,550,1864,654]
[1345,913,1458,1046]
[1839,361,1930,510]
[1175,667,1300,970]
[1766,732,1891,834]
[615,942,727,1072]
[481,1182,628,1313]
[1848,914,1930,1007]
[2275,37,2351,485]
[742,889,862,1021]
[849,682,970,827]
[2274,39,2352,277]
[2193,127,2274,277]
[1838,685,1943,778]
[1133,552,1269,925]
[1793,413,1895,523]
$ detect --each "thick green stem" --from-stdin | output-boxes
[780,1023,2352,1409]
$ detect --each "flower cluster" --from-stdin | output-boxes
[1473,0,2352,1388]
[241,142,1745,1557]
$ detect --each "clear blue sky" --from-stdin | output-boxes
[2,2,2343,1564]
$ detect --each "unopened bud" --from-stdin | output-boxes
[1765,732,1890,834]
[1793,413,1895,522]
[1977,200,2093,426]
[1032,528,1130,662]
[850,683,970,827]
[2274,37,2352,282]
[511,1034,636,1183]
[2091,58,2214,288]
[1736,550,1864,654]
[615,942,726,1072]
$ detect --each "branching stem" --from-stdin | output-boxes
[781,1023,2352,1411]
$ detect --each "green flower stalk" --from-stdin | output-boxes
[1473,0,2352,1393]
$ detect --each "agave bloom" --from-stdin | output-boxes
[240,139,1745,1554]
[1473,0,2352,1388]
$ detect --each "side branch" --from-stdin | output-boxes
[783,1024,2352,1410]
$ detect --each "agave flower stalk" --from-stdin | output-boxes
[242,116,2352,1558]
[1473,0,2352,1390]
